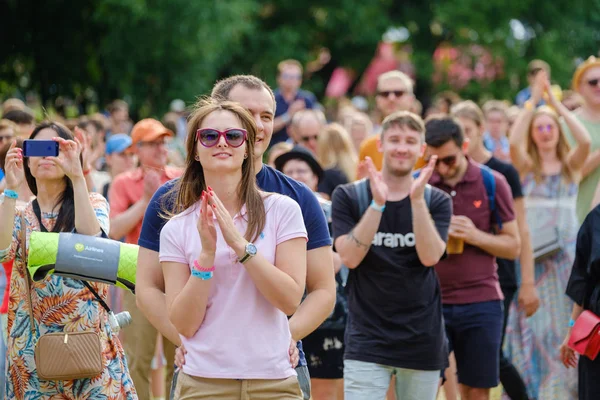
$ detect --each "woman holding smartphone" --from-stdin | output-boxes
[160,99,307,399]
[0,122,136,399]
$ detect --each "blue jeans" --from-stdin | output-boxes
[344,359,439,400]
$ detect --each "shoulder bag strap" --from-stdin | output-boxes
[81,281,111,314]
[555,172,563,234]
[20,215,36,339]
[32,199,54,233]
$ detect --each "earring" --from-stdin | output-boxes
[194,155,200,161]
[244,154,248,159]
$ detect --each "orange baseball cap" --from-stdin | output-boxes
[130,118,173,145]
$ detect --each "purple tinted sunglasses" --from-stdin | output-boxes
[196,128,247,148]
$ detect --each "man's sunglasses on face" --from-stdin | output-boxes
[426,154,458,167]
[377,90,406,99]
[301,135,318,143]
[281,73,302,80]
[528,67,543,77]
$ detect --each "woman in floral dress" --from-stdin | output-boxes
[505,72,591,399]
[0,122,136,399]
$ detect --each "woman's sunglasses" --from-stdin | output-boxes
[196,128,247,148]
[536,124,554,133]
[587,79,600,88]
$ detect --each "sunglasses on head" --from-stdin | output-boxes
[196,128,247,148]
[377,90,405,99]
[426,154,458,167]
[587,79,600,88]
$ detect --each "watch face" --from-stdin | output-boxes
[247,243,258,256]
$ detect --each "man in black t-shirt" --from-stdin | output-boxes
[453,101,539,400]
[332,111,452,400]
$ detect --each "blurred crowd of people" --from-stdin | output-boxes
[0,54,599,400]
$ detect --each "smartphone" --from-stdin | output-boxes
[23,140,59,157]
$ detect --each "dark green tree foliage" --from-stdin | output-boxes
[0,0,598,116]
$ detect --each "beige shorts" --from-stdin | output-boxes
[174,372,302,400]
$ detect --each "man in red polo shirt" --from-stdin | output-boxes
[109,118,182,400]
[423,117,520,400]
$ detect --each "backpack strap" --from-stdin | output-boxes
[424,184,432,208]
[353,179,370,216]
[480,165,503,230]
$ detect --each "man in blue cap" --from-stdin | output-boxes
[102,133,135,201]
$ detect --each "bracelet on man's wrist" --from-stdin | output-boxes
[568,318,576,328]
[369,200,385,213]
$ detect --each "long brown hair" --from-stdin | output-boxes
[526,106,575,183]
[164,99,266,242]
[24,122,83,232]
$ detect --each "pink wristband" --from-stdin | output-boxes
[193,260,215,272]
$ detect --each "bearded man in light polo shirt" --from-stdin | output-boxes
[109,118,183,400]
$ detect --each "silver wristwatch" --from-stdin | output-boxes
[238,243,258,264]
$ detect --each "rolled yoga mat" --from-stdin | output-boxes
[27,231,137,293]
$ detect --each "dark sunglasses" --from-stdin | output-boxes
[528,67,543,77]
[300,135,319,143]
[377,90,405,98]
[281,72,302,80]
[536,124,554,133]
[587,79,600,88]
[426,154,458,167]
[196,128,247,148]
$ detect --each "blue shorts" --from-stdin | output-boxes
[443,300,503,388]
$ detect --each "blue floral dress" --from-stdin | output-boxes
[503,174,578,399]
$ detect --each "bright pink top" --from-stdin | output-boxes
[159,193,307,379]
[1,261,12,314]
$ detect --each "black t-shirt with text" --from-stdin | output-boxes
[331,181,452,370]
[485,157,523,290]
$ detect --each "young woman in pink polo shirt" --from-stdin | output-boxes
[159,99,307,399]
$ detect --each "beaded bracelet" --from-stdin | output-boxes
[3,189,18,199]
[193,260,215,272]
[191,270,213,280]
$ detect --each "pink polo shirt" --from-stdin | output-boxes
[159,193,307,379]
